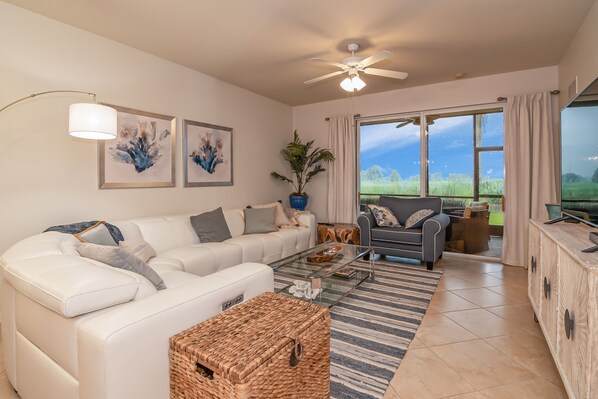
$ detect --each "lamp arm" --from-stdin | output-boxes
[0,90,97,114]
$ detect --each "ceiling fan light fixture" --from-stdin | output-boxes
[352,75,366,91]
[340,77,355,92]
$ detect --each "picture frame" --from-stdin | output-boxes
[99,104,176,189]
[183,119,233,187]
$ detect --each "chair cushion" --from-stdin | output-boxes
[371,226,423,245]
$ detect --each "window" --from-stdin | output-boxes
[358,117,421,207]
[358,108,504,229]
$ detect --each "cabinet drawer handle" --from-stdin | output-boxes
[531,256,537,273]
[543,277,551,299]
[564,309,574,339]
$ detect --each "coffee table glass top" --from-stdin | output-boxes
[269,242,374,307]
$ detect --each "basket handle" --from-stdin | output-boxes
[289,337,303,367]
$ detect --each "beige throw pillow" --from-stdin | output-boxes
[119,240,157,263]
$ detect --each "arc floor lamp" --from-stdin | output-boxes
[0,90,117,140]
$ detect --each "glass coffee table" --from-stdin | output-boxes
[269,242,374,308]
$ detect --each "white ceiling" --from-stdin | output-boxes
[5,0,595,106]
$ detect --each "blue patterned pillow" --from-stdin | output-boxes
[368,205,399,227]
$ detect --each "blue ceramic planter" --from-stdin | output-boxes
[289,194,309,211]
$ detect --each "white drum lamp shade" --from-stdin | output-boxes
[69,103,117,140]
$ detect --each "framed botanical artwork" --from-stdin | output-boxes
[99,104,176,189]
[183,119,233,187]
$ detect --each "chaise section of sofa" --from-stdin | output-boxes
[0,207,316,399]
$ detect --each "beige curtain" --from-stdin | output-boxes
[327,115,357,224]
[502,92,559,267]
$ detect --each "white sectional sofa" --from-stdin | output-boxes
[0,208,316,399]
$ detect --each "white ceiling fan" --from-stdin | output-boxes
[305,43,408,92]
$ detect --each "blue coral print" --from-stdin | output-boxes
[109,121,170,173]
[190,132,223,174]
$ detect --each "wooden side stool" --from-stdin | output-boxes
[317,223,360,244]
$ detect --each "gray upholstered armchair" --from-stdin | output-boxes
[357,196,450,270]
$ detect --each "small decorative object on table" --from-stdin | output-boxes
[333,266,357,279]
[288,280,322,299]
[307,244,342,263]
[170,292,330,399]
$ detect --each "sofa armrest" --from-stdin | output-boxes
[422,213,450,262]
[77,262,273,399]
[357,212,375,246]
[2,255,141,318]
[297,212,317,247]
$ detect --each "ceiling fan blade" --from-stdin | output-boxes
[364,67,408,80]
[309,58,348,70]
[396,121,411,129]
[358,50,392,68]
[304,70,345,85]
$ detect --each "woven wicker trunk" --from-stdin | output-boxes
[170,292,330,399]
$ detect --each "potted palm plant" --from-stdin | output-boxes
[271,131,335,211]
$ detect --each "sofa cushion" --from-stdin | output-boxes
[159,242,242,276]
[190,207,232,243]
[3,255,142,317]
[225,235,266,263]
[77,243,166,290]
[243,208,277,234]
[371,226,423,245]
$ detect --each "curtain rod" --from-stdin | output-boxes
[323,90,561,120]
[497,90,560,102]
[324,114,360,121]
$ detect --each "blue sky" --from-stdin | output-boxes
[360,112,504,180]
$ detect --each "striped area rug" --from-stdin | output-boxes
[274,257,442,399]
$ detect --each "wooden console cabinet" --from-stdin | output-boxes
[528,220,598,399]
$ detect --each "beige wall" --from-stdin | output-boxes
[292,66,559,222]
[558,0,598,107]
[0,2,292,254]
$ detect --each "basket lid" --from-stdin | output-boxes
[170,292,329,384]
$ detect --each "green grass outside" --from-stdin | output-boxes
[562,182,598,199]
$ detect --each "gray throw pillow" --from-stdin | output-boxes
[77,243,166,290]
[190,207,232,242]
[405,209,435,229]
[244,207,277,234]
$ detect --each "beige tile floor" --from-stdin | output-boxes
[0,256,566,399]
[385,255,567,399]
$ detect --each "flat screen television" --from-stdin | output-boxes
[561,76,598,227]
